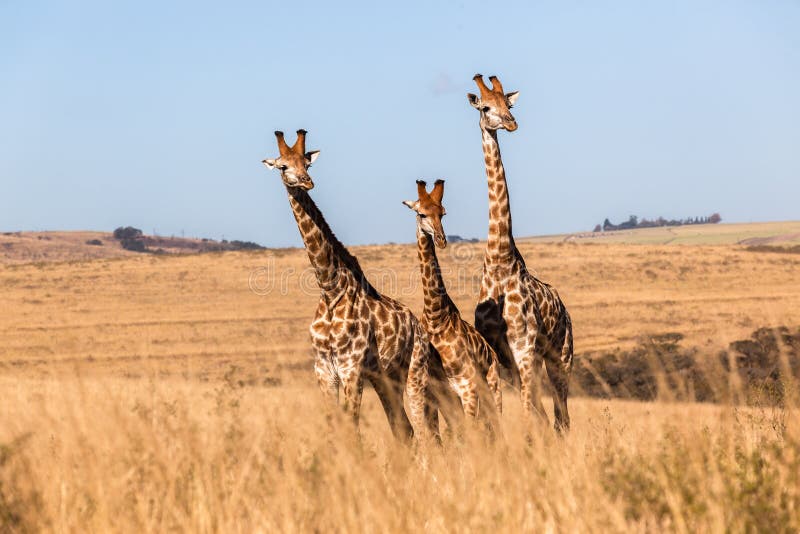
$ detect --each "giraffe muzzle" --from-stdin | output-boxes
[292,176,314,190]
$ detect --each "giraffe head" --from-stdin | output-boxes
[262,129,320,190]
[467,74,519,132]
[403,179,447,249]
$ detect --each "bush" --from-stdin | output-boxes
[113,226,148,253]
[575,327,800,405]
[85,239,103,246]
[574,332,714,402]
[113,226,143,240]
[724,326,800,405]
[228,240,265,251]
[120,238,147,253]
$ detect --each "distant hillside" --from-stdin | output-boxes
[0,230,265,264]
[519,221,800,246]
[3,221,800,264]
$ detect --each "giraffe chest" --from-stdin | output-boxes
[429,324,481,378]
[311,295,366,350]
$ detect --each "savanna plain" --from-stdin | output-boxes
[1,222,799,532]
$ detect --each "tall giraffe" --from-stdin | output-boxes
[467,75,574,432]
[262,130,434,441]
[403,179,502,428]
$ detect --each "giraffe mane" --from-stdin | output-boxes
[290,188,378,297]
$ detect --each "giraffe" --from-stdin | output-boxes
[262,129,435,442]
[403,179,502,429]
[467,74,574,432]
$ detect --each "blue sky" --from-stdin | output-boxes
[2,1,798,247]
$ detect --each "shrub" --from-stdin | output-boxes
[113,226,143,240]
[574,332,714,401]
[120,238,147,253]
[85,239,103,246]
[724,326,800,405]
[575,327,800,405]
[228,240,265,251]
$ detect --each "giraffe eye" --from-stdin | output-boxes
[419,213,428,219]
[279,165,288,171]
[481,106,490,113]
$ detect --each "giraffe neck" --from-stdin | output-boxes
[416,226,454,328]
[481,127,516,263]
[287,187,363,293]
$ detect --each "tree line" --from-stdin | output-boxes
[594,213,721,232]
[112,226,264,253]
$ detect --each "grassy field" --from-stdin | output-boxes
[1,223,799,531]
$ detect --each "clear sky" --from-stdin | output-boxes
[2,1,798,247]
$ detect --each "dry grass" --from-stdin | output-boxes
[1,224,800,531]
[2,375,798,532]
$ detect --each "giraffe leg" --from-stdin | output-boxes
[314,354,339,404]
[338,361,364,429]
[518,354,550,429]
[436,382,464,440]
[474,378,501,440]
[311,305,338,405]
[423,387,441,445]
[545,358,570,433]
[428,360,463,440]
[371,372,414,443]
[495,335,521,388]
[546,323,573,433]
[406,342,444,444]
[487,358,503,415]
[313,352,341,452]
[455,382,480,421]
[406,335,440,443]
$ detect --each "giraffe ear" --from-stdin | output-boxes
[305,151,320,165]
[402,200,419,211]
[467,93,481,109]
[506,91,520,106]
[262,158,278,169]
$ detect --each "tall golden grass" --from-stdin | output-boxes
[1,235,799,531]
[2,372,798,531]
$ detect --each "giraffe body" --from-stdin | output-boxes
[467,76,574,432]
[404,180,502,428]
